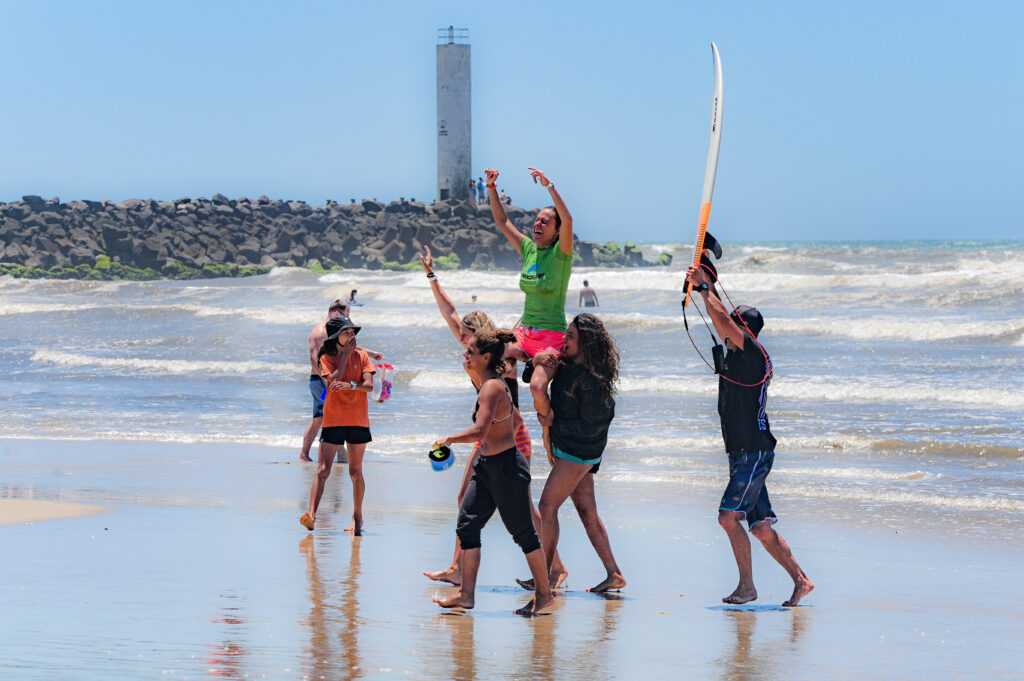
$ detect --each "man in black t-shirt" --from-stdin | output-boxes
[686,266,814,608]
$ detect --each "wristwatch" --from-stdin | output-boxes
[349,380,358,389]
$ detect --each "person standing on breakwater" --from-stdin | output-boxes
[467,179,477,206]
[476,177,486,204]
[301,300,383,463]
[578,280,599,308]
[529,314,626,593]
[685,266,814,607]
[484,167,573,458]
[431,329,554,617]
[300,316,375,535]
[418,246,569,589]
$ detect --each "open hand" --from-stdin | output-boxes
[484,168,500,187]
[528,167,551,188]
[419,245,434,273]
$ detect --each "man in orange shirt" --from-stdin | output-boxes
[300,316,375,536]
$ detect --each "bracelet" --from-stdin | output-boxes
[546,182,555,190]
[426,271,436,280]
[486,183,496,189]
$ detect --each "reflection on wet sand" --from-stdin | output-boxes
[207,593,247,678]
[300,533,363,681]
[719,607,809,681]
[563,595,624,679]
[439,613,477,681]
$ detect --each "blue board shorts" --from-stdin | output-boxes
[309,375,326,418]
[720,450,778,529]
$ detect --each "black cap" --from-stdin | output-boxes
[730,305,764,337]
[325,315,361,340]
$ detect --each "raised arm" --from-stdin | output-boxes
[686,266,744,348]
[484,168,523,255]
[529,167,573,256]
[419,245,464,343]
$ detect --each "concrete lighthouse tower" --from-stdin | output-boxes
[436,26,471,202]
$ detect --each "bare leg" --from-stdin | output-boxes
[719,510,757,604]
[570,474,626,592]
[515,549,555,617]
[302,442,338,529]
[517,500,568,591]
[529,363,555,460]
[750,522,815,606]
[300,417,322,462]
[434,547,480,610]
[538,458,592,585]
[345,443,367,535]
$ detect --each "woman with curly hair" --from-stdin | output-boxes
[533,313,627,593]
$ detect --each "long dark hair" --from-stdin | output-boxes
[569,313,619,402]
[317,337,338,361]
[474,328,516,376]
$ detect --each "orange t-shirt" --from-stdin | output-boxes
[319,349,375,428]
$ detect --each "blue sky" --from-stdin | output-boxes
[2,1,1021,242]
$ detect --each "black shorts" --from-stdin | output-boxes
[320,426,372,445]
[719,450,777,528]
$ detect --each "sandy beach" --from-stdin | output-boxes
[0,499,104,525]
[2,437,1021,680]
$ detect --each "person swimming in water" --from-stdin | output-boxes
[483,166,573,456]
[418,246,569,589]
[578,280,599,308]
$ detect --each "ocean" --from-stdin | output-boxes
[2,240,1022,536]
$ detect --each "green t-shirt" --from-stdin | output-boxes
[519,236,573,332]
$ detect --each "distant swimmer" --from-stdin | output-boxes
[430,329,554,617]
[530,314,627,593]
[418,246,567,590]
[578,280,599,308]
[483,166,573,459]
[348,289,363,307]
[686,266,814,608]
[300,316,375,535]
[301,300,382,464]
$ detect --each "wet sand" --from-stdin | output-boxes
[1,438,1021,680]
[0,499,104,525]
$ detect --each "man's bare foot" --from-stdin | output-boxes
[515,570,567,592]
[723,585,758,605]
[783,578,815,607]
[299,512,315,531]
[433,592,474,610]
[299,453,312,462]
[587,572,627,593]
[344,514,363,536]
[423,567,462,586]
[515,591,555,617]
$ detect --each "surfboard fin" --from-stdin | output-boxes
[704,232,723,260]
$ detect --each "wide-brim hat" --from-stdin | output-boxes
[325,315,361,340]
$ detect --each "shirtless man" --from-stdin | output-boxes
[300,300,382,463]
[578,280,599,308]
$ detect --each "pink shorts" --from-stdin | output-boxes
[513,326,565,358]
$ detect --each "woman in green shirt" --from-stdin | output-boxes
[483,167,574,442]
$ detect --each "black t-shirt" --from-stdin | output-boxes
[718,333,777,454]
[550,362,615,459]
